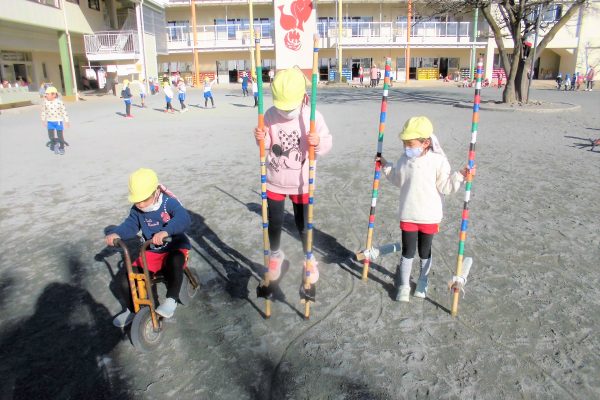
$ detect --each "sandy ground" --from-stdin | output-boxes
[0,82,599,400]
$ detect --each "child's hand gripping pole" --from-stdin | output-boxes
[451,58,483,317]
[253,30,272,319]
[300,35,320,320]
[361,58,392,282]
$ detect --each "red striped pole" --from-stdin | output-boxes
[451,57,483,317]
[361,58,392,282]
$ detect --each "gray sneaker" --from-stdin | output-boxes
[53,143,60,155]
[397,285,410,302]
[414,279,428,298]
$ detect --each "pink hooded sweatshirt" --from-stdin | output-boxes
[261,104,332,195]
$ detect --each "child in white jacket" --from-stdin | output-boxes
[380,116,468,302]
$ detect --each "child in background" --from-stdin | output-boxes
[252,76,258,107]
[380,116,468,302]
[564,73,571,91]
[138,79,147,107]
[105,168,192,327]
[203,76,216,108]
[241,72,249,97]
[177,79,188,112]
[41,86,70,155]
[121,79,133,118]
[163,81,175,113]
[253,68,333,285]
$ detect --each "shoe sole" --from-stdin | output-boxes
[414,291,426,299]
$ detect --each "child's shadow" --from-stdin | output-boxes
[115,112,126,117]
[187,210,302,318]
[214,187,397,300]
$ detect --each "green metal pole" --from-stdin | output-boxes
[58,31,74,97]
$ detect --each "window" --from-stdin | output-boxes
[167,21,189,41]
[88,0,100,11]
[27,0,59,7]
[542,5,562,22]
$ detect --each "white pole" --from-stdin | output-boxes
[61,0,79,100]
[138,0,149,93]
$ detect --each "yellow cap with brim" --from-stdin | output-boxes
[271,68,306,111]
[123,79,130,86]
[400,116,433,141]
[128,168,159,203]
[45,86,58,94]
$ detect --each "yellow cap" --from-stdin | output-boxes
[128,168,159,203]
[123,79,130,86]
[271,68,306,111]
[399,116,433,141]
[204,77,210,82]
[45,86,58,94]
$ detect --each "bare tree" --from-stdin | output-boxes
[424,0,588,104]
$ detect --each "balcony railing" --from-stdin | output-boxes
[165,20,478,51]
[84,31,139,57]
[166,23,274,49]
[317,21,471,38]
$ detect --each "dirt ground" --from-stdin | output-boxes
[0,82,599,400]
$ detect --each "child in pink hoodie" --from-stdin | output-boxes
[253,68,333,284]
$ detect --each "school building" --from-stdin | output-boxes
[1,0,598,95]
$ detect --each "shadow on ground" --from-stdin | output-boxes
[0,247,129,399]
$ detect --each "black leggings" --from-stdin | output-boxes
[401,230,434,259]
[267,198,308,253]
[204,95,214,107]
[179,100,186,109]
[125,102,131,116]
[166,102,173,111]
[48,129,65,149]
[113,250,185,312]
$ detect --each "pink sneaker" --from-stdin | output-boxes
[266,251,284,281]
[304,257,319,284]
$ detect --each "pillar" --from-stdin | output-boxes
[58,31,74,98]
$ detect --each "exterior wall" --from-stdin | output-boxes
[31,51,64,90]
[538,49,561,79]
[0,0,108,35]
[575,2,600,76]
[144,33,159,80]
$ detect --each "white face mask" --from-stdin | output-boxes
[276,106,301,120]
[139,193,163,212]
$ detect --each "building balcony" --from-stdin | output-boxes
[320,21,476,48]
[84,31,139,61]
[166,20,482,53]
[166,23,274,52]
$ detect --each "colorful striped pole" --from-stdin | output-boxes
[255,30,272,318]
[302,35,320,320]
[451,57,483,317]
[361,58,392,282]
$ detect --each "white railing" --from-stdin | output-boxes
[84,31,138,55]
[165,20,476,51]
[167,22,273,45]
[317,21,471,39]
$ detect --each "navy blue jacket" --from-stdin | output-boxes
[112,193,191,252]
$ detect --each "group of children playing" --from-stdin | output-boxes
[100,66,470,326]
[117,76,217,117]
